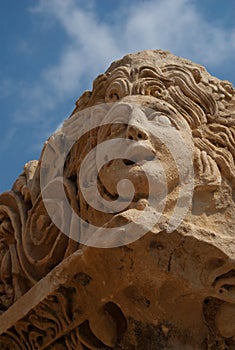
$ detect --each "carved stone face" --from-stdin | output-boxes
[0,50,234,349]
[96,95,191,205]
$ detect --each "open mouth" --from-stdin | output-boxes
[123,159,135,166]
[122,155,155,166]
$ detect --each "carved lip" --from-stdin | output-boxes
[123,142,156,165]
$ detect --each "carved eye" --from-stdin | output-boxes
[149,113,171,126]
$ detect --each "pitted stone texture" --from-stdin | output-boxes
[0,50,235,349]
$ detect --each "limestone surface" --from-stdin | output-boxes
[0,50,235,349]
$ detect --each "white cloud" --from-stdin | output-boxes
[123,0,235,65]
[31,0,121,98]
[11,0,235,128]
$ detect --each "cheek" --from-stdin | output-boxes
[97,124,127,144]
[110,123,127,136]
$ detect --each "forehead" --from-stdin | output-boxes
[97,96,187,132]
[121,95,177,114]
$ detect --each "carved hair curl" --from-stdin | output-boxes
[72,50,235,188]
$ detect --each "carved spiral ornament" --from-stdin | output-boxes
[0,191,29,311]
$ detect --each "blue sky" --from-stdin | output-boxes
[0,0,235,193]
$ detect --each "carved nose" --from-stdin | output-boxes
[126,125,148,141]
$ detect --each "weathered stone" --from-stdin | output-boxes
[0,50,235,349]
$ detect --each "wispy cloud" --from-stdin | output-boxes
[30,0,121,98]
[123,0,235,64]
[7,0,235,129]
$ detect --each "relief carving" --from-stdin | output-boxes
[0,50,235,349]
